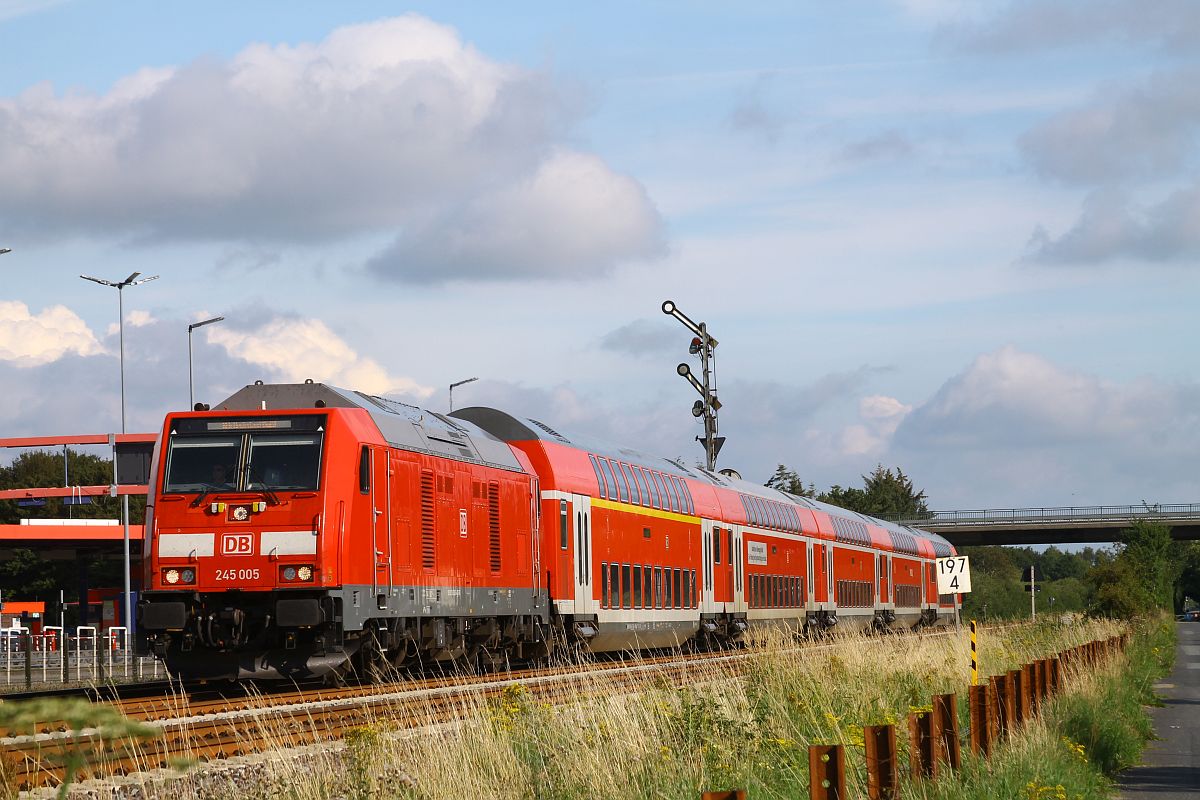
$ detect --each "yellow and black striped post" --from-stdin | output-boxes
[970,619,978,686]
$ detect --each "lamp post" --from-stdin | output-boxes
[449,377,478,412]
[80,271,158,643]
[188,316,225,408]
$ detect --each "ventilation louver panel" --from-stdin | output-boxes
[420,469,435,571]
[488,481,501,573]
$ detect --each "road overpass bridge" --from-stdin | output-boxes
[894,504,1200,546]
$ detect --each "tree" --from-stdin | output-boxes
[812,465,928,519]
[764,465,815,497]
[0,448,145,524]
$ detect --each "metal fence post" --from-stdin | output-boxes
[809,744,847,800]
[991,673,1013,738]
[23,631,32,690]
[969,684,991,756]
[908,709,939,780]
[863,724,898,800]
[933,693,961,771]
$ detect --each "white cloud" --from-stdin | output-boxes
[1026,184,1200,264]
[0,16,664,281]
[206,316,433,398]
[366,151,665,283]
[940,0,1200,53]
[1019,67,1200,186]
[0,301,104,366]
[895,346,1173,448]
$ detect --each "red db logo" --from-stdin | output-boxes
[221,533,254,556]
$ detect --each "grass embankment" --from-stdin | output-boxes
[219,619,1141,800]
[908,616,1174,800]
[2,618,1170,799]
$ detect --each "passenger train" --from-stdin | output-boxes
[136,382,958,680]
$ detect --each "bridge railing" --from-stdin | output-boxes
[890,503,1200,528]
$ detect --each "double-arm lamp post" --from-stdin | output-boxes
[80,271,159,643]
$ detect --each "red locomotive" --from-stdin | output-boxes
[137,382,958,680]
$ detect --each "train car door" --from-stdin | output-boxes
[700,519,711,612]
[806,542,815,607]
[572,494,593,615]
[368,445,391,604]
[733,527,744,612]
[825,544,835,608]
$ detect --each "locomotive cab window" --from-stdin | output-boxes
[246,432,322,491]
[163,435,242,492]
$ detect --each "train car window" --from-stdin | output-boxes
[630,466,650,507]
[560,500,568,550]
[644,567,653,609]
[610,460,630,503]
[665,567,674,608]
[777,575,784,607]
[690,570,697,607]
[671,568,680,608]
[712,528,721,563]
[358,446,370,494]
[771,502,785,531]
[681,569,689,608]
[650,472,668,510]
[749,574,756,607]
[654,567,663,608]
[662,475,679,512]
[598,458,619,500]
[642,468,661,509]
[588,454,607,500]
[618,463,640,505]
[610,563,621,608]
[601,562,609,608]
[633,565,643,607]
[676,477,694,514]
[727,530,734,566]
[621,564,632,608]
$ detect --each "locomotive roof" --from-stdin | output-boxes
[217,383,526,473]
[451,405,951,556]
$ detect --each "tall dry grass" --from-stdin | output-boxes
[150,617,1130,800]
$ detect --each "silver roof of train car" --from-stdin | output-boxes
[452,405,949,553]
[217,383,526,472]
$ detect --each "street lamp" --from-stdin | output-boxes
[188,316,225,408]
[80,270,158,643]
[449,377,478,412]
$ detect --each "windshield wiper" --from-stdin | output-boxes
[246,467,282,506]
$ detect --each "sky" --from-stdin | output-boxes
[1,0,1198,511]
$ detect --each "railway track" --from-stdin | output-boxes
[2,627,976,792]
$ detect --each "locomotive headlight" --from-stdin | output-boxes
[297,565,313,582]
[181,568,196,584]
[164,569,180,585]
[282,566,297,581]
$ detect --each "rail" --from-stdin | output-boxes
[891,503,1200,528]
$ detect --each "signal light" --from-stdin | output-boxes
[210,502,227,514]
[691,400,705,417]
[689,337,702,355]
[181,568,196,584]
[164,569,180,585]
